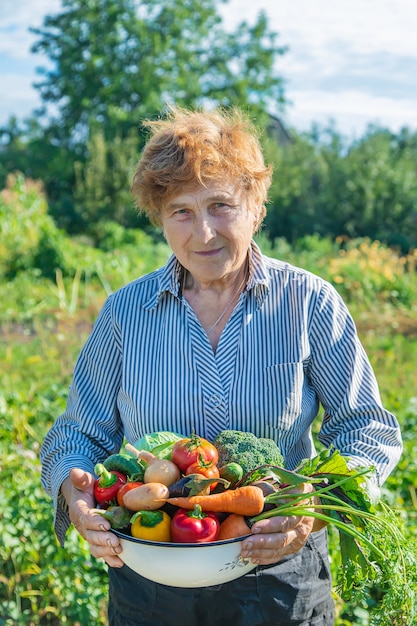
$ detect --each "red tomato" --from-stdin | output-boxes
[171,505,220,543]
[185,461,220,491]
[171,434,218,472]
[116,481,144,507]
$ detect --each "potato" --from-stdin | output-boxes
[125,444,181,486]
[144,459,181,486]
[122,482,169,511]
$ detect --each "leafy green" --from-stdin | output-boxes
[132,431,185,459]
[250,448,417,625]
[240,463,323,487]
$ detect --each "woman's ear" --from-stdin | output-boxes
[253,210,261,232]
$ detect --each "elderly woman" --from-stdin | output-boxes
[41,107,402,626]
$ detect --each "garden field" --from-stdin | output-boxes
[1,177,416,625]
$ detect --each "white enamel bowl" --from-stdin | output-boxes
[112,529,256,588]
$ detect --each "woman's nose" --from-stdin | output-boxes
[193,212,216,242]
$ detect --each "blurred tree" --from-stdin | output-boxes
[263,130,330,242]
[2,0,286,234]
[30,0,286,147]
[0,116,79,231]
[337,128,417,250]
[264,125,417,250]
[3,0,416,249]
[73,112,142,234]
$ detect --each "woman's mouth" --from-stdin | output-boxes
[194,248,223,257]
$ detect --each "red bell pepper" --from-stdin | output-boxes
[171,504,220,543]
[94,463,127,508]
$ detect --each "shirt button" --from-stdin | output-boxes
[210,394,222,407]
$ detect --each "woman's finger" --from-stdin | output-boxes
[241,515,314,564]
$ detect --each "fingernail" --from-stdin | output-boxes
[99,524,107,532]
[106,538,121,555]
[242,542,252,558]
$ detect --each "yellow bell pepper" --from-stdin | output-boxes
[130,509,171,542]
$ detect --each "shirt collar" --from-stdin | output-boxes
[159,253,184,298]
[246,240,270,308]
[145,240,270,310]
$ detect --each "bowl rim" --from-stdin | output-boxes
[112,528,252,548]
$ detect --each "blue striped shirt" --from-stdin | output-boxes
[40,241,402,543]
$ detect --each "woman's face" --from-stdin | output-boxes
[161,181,259,286]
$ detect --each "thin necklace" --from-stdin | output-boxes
[205,274,247,336]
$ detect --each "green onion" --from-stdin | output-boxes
[248,448,417,625]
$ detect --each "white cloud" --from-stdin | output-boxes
[0,0,60,25]
[1,0,417,136]
[257,0,417,134]
[0,73,43,122]
[222,0,417,57]
[284,89,417,138]
[0,30,35,59]
[0,0,60,57]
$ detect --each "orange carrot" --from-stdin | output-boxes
[218,514,253,540]
[167,485,264,516]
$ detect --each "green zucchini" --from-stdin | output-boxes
[102,453,145,479]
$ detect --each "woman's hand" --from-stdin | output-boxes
[61,468,124,568]
[240,483,322,565]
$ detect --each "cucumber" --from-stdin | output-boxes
[102,453,145,479]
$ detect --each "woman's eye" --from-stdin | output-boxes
[212,202,232,211]
[173,208,190,217]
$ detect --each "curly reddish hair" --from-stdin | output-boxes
[131,107,272,228]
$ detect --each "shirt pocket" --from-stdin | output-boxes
[262,362,304,431]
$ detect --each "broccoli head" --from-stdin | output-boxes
[212,430,284,475]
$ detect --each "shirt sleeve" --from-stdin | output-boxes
[307,281,403,487]
[40,295,124,545]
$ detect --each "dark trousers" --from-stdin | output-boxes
[108,529,334,626]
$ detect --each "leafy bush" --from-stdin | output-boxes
[0,175,170,326]
[261,234,417,310]
[327,237,417,307]
[0,174,67,280]
[0,387,108,625]
[0,447,108,625]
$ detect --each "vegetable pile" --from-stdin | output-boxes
[94,430,417,624]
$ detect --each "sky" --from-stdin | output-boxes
[1,0,416,141]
